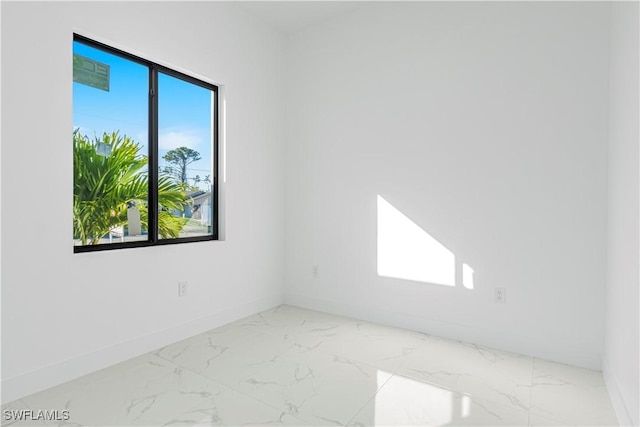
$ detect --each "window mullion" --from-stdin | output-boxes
[148,66,159,243]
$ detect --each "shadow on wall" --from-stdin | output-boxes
[376,195,474,289]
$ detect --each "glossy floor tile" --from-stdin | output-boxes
[349,373,529,426]
[398,335,533,413]
[529,358,619,426]
[2,305,619,426]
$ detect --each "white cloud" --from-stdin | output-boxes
[158,129,202,150]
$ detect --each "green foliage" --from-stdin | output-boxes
[162,147,201,186]
[73,130,188,245]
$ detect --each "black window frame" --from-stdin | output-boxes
[73,34,219,253]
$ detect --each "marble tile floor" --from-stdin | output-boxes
[2,305,619,427]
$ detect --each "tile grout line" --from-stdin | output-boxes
[154,316,415,426]
[216,324,386,426]
[149,310,345,422]
[343,360,398,427]
[343,332,431,426]
[151,338,310,425]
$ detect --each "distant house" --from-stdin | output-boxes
[184,190,212,226]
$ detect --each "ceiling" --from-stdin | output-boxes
[237,1,365,35]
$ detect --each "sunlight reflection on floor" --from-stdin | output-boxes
[374,370,465,426]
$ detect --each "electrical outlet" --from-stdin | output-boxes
[312,265,319,278]
[495,287,506,304]
[178,281,188,297]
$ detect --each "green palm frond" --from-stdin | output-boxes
[73,130,188,244]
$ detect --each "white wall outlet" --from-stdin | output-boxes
[178,281,188,297]
[312,265,319,278]
[495,287,506,303]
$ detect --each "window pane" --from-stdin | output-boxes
[158,72,214,240]
[73,41,149,246]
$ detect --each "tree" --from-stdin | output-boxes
[162,147,201,186]
[73,130,188,245]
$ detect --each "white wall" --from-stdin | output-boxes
[284,2,611,370]
[1,2,285,403]
[604,2,640,426]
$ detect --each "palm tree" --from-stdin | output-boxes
[73,130,188,245]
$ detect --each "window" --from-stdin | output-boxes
[73,35,218,252]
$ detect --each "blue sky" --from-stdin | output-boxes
[73,41,213,187]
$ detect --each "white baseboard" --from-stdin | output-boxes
[284,293,602,370]
[1,295,282,404]
[603,356,637,427]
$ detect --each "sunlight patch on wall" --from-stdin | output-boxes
[377,195,455,286]
[462,263,474,290]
